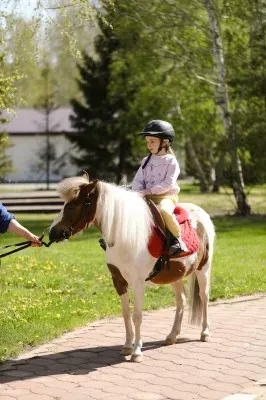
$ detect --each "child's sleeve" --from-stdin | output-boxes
[132,162,145,191]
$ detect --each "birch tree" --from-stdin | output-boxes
[108,0,255,213]
[200,0,251,215]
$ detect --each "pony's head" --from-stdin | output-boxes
[49,176,99,243]
[50,176,153,257]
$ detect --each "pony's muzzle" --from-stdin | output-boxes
[63,230,71,240]
[49,226,69,243]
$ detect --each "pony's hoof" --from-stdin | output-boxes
[121,347,133,356]
[201,332,211,342]
[130,354,143,363]
[165,337,177,346]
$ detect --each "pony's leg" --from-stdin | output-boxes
[165,280,186,345]
[196,265,211,342]
[106,263,134,355]
[120,292,134,356]
[131,280,145,362]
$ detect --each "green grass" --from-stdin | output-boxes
[179,183,266,215]
[212,216,266,299]
[0,185,265,362]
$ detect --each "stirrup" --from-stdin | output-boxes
[145,264,162,281]
[145,254,168,281]
[169,239,185,256]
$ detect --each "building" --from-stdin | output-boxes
[1,108,81,183]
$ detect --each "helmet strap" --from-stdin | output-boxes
[142,139,167,170]
[156,138,165,154]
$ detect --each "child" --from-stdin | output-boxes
[0,202,41,247]
[132,120,187,256]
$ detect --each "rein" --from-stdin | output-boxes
[0,230,52,260]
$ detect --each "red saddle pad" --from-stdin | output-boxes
[148,205,199,259]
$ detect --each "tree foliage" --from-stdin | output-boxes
[0,0,264,209]
[0,1,100,107]
[0,1,101,177]
[103,0,264,213]
[70,14,141,183]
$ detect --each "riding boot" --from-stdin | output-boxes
[168,238,188,257]
[145,257,164,281]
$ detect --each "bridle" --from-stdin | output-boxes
[61,193,94,240]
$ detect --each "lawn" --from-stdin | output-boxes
[0,184,265,362]
[179,182,266,216]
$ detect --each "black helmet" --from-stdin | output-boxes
[140,120,175,143]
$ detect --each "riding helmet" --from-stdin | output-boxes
[140,120,175,143]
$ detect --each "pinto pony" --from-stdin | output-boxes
[49,176,215,362]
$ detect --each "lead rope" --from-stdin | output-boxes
[0,228,52,260]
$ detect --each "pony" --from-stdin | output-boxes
[49,176,215,362]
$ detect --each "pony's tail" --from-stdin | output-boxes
[188,272,202,326]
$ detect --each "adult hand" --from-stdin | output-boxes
[7,220,42,247]
[28,234,42,247]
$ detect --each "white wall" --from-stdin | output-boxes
[5,134,80,182]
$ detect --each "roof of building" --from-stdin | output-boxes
[1,108,76,134]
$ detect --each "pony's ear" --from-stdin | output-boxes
[81,179,98,195]
[82,170,90,182]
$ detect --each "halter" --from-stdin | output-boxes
[61,193,93,240]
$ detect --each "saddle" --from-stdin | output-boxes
[145,199,199,281]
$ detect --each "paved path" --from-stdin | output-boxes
[0,295,266,400]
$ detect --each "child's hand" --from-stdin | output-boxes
[139,189,152,196]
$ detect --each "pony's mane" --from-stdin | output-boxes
[57,177,153,257]
[57,176,89,202]
[95,181,153,257]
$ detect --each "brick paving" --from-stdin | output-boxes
[0,295,266,400]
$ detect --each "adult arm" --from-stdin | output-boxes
[7,219,41,246]
[0,203,41,246]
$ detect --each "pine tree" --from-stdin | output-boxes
[69,15,138,183]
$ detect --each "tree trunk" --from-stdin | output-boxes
[200,0,251,215]
[186,139,212,193]
[212,155,224,192]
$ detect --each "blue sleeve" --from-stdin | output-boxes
[0,203,15,234]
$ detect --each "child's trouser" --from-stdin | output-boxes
[147,194,181,238]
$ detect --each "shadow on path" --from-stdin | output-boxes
[0,337,198,384]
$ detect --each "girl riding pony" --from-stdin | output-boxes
[132,120,187,256]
